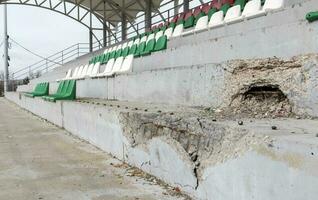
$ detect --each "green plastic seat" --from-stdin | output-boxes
[154,35,167,52]
[140,39,156,56]
[234,0,247,11]
[42,80,76,102]
[101,53,110,64]
[109,50,117,59]
[122,46,130,57]
[134,42,146,57]
[306,11,318,22]
[220,3,231,16]
[24,82,49,98]
[129,44,138,55]
[194,12,206,24]
[208,7,218,20]
[184,15,195,29]
[115,49,123,58]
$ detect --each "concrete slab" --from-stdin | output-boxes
[0,98,189,200]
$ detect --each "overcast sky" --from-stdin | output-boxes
[0,5,91,75]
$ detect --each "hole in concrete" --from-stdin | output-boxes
[231,84,293,118]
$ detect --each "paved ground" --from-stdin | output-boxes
[0,98,187,200]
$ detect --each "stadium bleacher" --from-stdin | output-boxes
[40,0,285,102]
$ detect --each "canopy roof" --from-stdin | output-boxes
[1,0,163,24]
[76,0,162,23]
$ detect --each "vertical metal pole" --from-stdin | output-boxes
[145,0,152,32]
[89,0,93,52]
[3,5,9,92]
[174,0,179,16]
[121,12,127,41]
[103,0,107,47]
[183,0,189,12]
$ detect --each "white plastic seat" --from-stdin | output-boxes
[263,0,284,12]
[147,33,155,42]
[242,0,262,19]
[85,63,94,77]
[194,15,209,32]
[73,66,83,79]
[118,55,134,73]
[78,64,89,79]
[104,48,109,54]
[164,27,174,39]
[140,35,148,43]
[57,68,72,81]
[127,40,134,47]
[172,24,184,37]
[155,31,163,41]
[133,38,140,45]
[224,5,243,24]
[64,69,72,79]
[94,58,115,77]
[208,11,225,28]
[110,57,124,75]
[122,42,128,49]
[90,62,100,77]
[116,44,122,50]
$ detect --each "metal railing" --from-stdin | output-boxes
[14,0,204,80]
[12,41,102,80]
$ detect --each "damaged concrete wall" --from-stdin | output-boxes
[6,93,318,200]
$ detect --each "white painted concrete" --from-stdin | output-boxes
[6,92,318,200]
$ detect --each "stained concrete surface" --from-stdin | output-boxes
[0,98,187,200]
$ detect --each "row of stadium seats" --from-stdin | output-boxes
[24,81,76,102]
[60,54,133,80]
[24,82,49,98]
[60,0,284,81]
[175,0,284,36]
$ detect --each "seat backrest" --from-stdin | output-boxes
[195,16,209,31]
[112,57,124,73]
[71,67,79,78]
[263,0,284,11]
[56,81,65,94]
[164,27,174,39]
[65,69,72,79]
[86,64,94,76]
[104,48,109,54]
[133,38,140,45]
[140,35,148,43]
[120,55,134,73]
[61,80,70,95]
[155,31,164,41]
[103,58,115,74]
[127,40,134,47]
[80,65,89,77]
[116,44,122,51]
[65,80,76,96]
[76,66,83,77]
[147,33,155,42]
[242,0,261,16]
[224,5,241,21]
[122,42,128,49]
[184,11,193,20]
[209,10,224,25]
[91,62,100,76]
[172,24,184,37]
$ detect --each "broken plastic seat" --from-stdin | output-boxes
[42,80,76,102]
[24,82,49,98]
